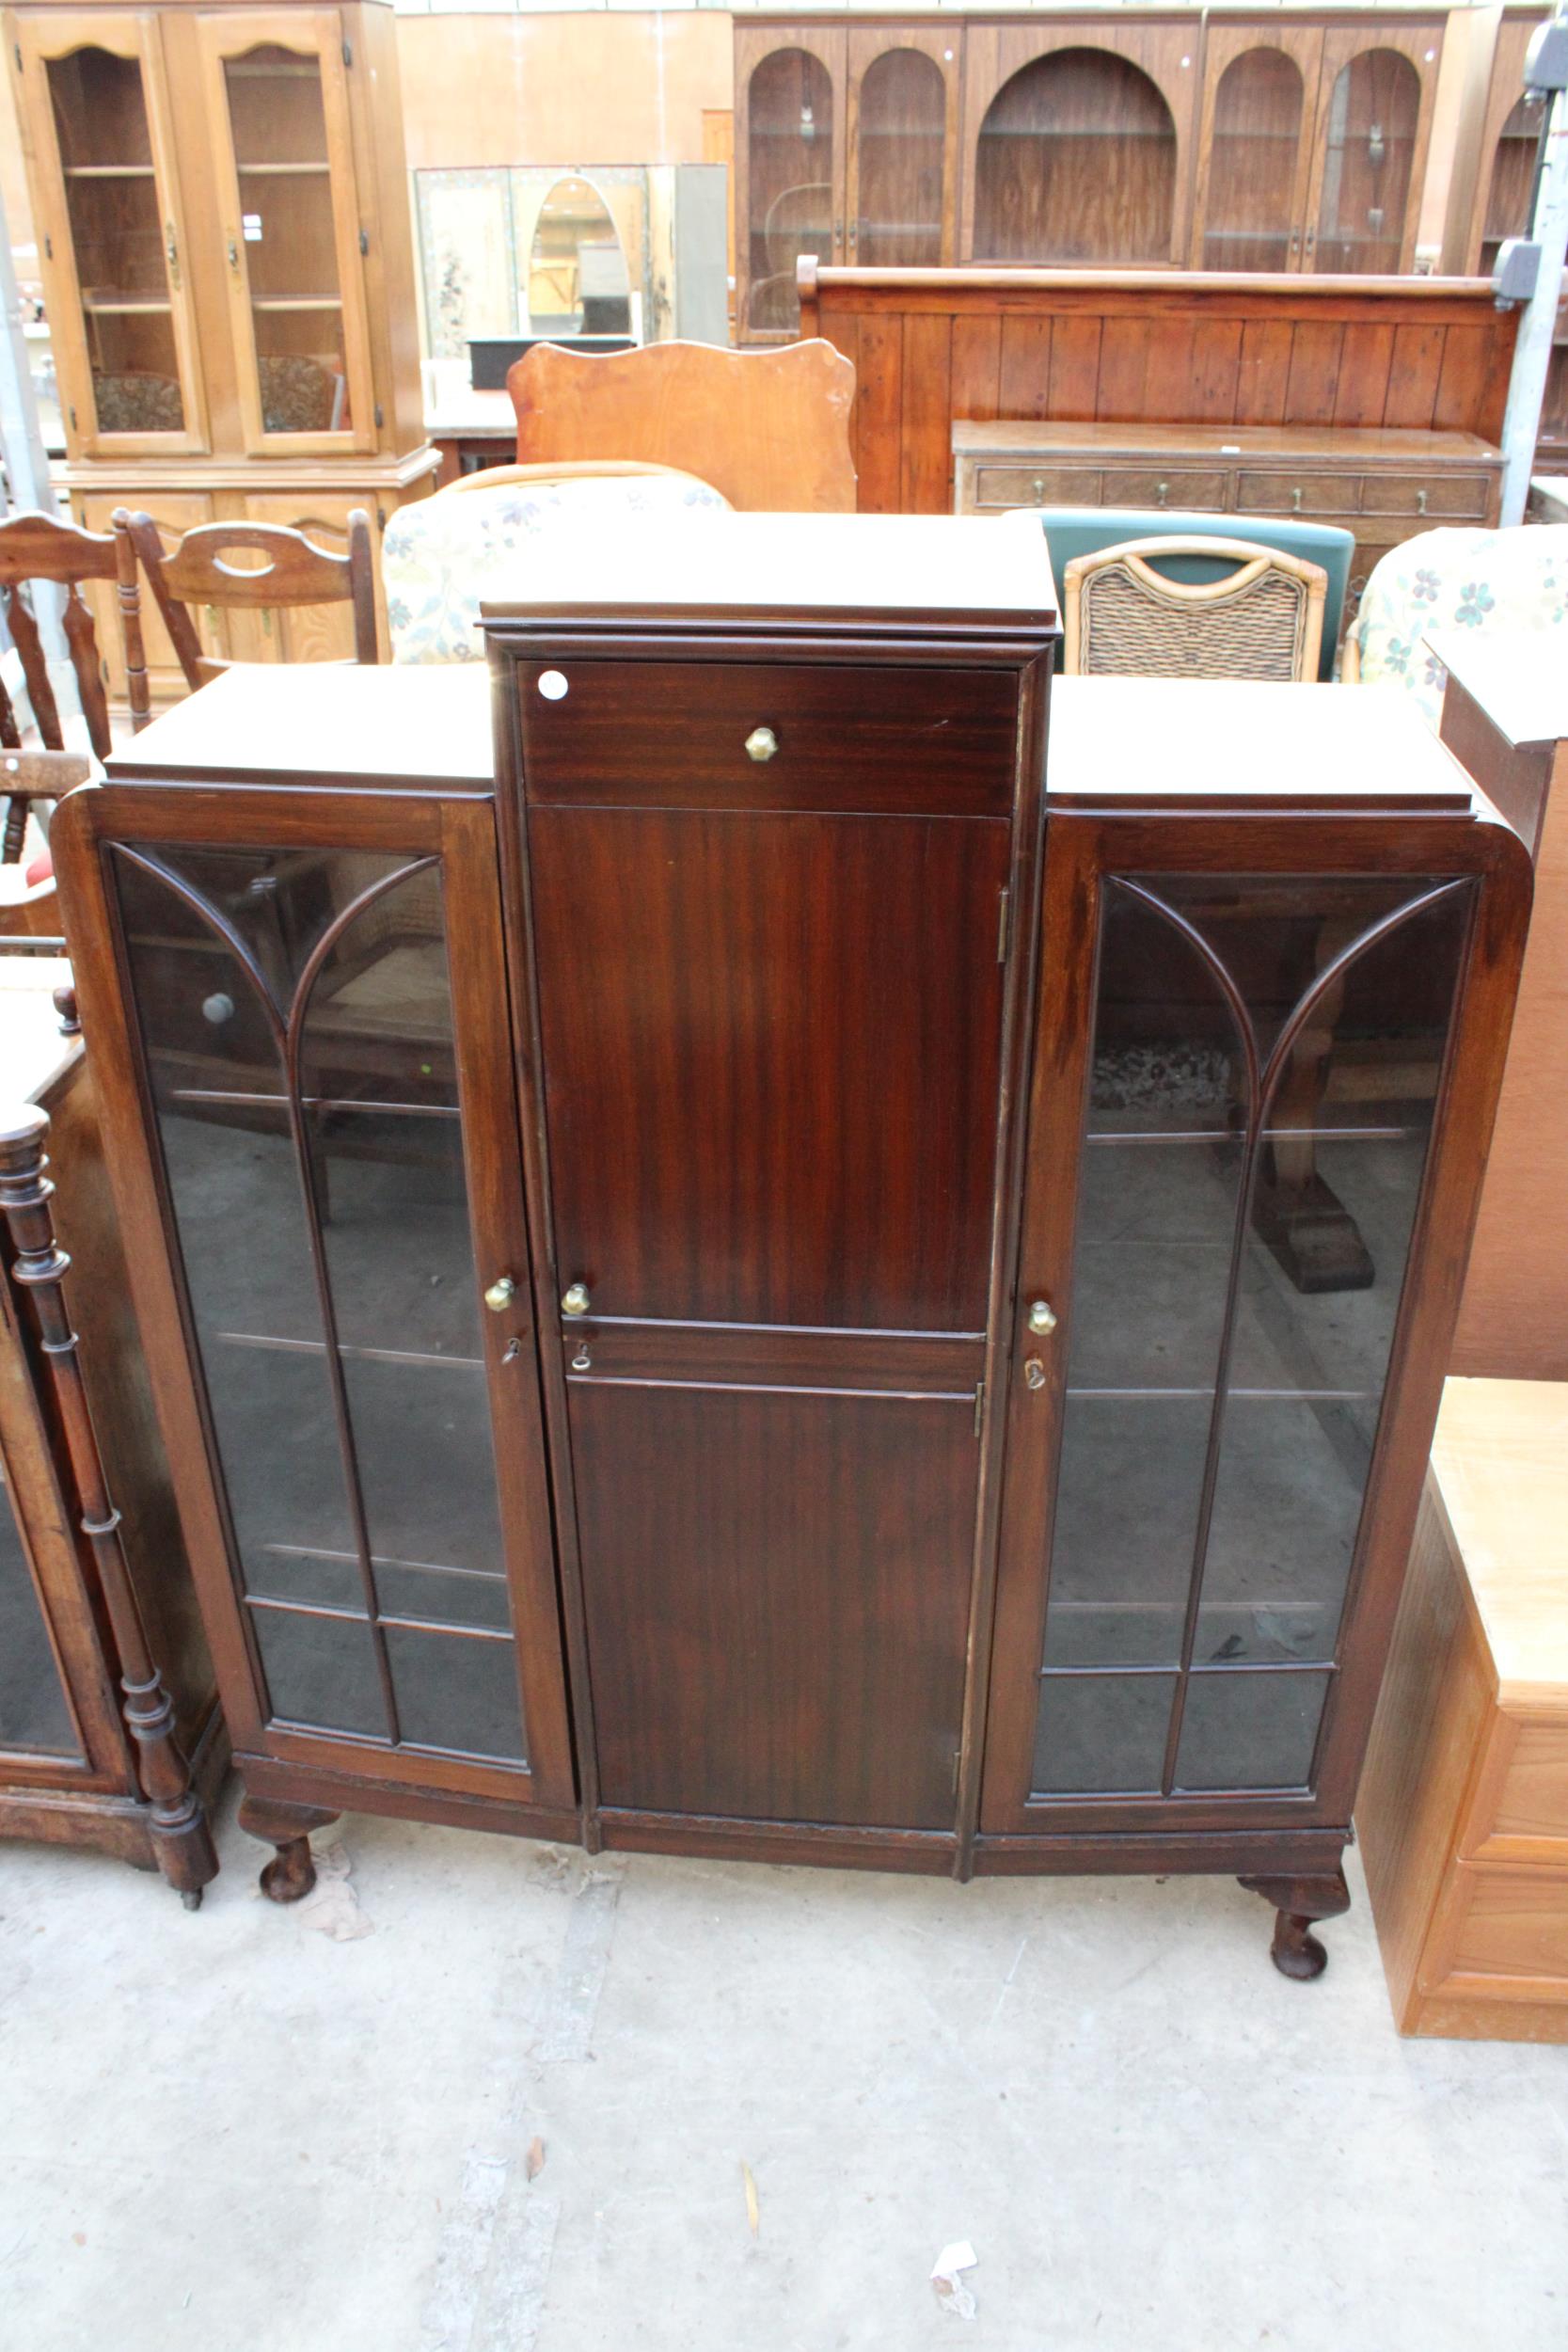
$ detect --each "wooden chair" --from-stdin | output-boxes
[114,508,377,731]
[1063,536,1328,683]
[0,511,117,931]
[506,339,857,513]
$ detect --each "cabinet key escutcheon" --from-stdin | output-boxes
[483,1275,516,1313]
[1023,1358,1047,1391]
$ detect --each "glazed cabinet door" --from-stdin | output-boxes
[847,26,960,268]
[735,24,847,341]
[10,11,208,456]
[983,817,1521,1841]
[196,8,377,453]
[515,656,1025,1837]
[1304,24,1445,276]
[53,785,574,1812]
[1191,24,1323,272]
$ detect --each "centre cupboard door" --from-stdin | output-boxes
[515,656,1022,1836]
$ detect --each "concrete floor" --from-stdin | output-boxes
[4,1791,1565,2352]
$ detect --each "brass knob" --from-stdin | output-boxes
[562,1282,591,1317]
[745,726,778,763]
[483,1276,516,1313]
[1028,1298,1058,1335]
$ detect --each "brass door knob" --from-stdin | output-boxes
[745,726,778,763]
[1028,1298,1058,1335]
[483,1276,516,1313]
[562,1282,591,1316]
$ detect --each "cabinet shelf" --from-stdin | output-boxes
[249,296,343,313]
[215,1328,481,1372]
[82,296,172,315]
[237,160,331,176]
[65,163,157,179]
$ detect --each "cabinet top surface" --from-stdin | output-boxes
[1048,678,1478,809]
[479,512,1060,636]
[1433,1378,1568,1702]
[1427,628,1568,752]
[103,663,495,789]
[953,421,1502,464]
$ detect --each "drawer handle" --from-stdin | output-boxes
[1291,486,1304,513]
[1032,476,1045,503]
[562,1281,591,1317]
[1417,488,1429,516]
[745,726,778,763]
[1156,480,1169,508]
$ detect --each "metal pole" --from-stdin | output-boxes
[1501,15,1568,524]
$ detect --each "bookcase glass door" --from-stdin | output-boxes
[0,1454,80,1759]
[108,839,530,1769]
[1032,872,1471,1804]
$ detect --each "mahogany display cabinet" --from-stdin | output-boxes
[51,516,1531,1975]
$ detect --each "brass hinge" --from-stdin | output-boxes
[358,228,369,257]
[341,37,353,66]
[43,232,52,261]
[951,1746,962,1798]
[973,1379,984,1438]
[68,404,77,432]
[996,885,1010,963]
[13,41,22,72]
[374,402,384,429]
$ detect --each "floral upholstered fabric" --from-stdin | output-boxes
[383,470,732,664]
[1345,524,1568,728]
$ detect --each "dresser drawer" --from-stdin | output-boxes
[1463,1716,1568,1862]
[1433,1863,1568,1996]
[516,660,1021,817]
[1235,471,1362,516]
[1098,467,1231,510]
[971,465,1102,508]
[1360,472,1496,520]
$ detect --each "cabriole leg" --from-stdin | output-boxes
[238,1793,340,1903]
[1238,1867,1351,1980]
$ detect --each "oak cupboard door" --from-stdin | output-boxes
[51,784,575,1815]
[982,818,1513,1841]
[847,26,960,270]
[11,10,208,457]
[525,793,1011,1832]
[1304,24,1444,277]
[1191,24,1323,273]
[735,24,847,342]
[197,8,377,455]
[231,491,379,664]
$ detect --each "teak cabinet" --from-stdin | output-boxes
[52,518,1531,1976]
[4,0,437,695]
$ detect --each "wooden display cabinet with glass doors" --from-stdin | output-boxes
[1192,14,1446,276]
[5,0,437,702]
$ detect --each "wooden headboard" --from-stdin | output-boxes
[798,261,1518,515]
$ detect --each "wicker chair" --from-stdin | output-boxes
[1062,535,1328,683]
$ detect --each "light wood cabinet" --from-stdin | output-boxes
[5,0,437,694]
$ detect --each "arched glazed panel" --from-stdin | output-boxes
[974,51,1177,264]
[1202,49,1306,273]
[1314,49,1421,275]
[856,49,945,267]
[747,47,834,334]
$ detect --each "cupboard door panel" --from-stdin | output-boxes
[529,807,1010,1330]
[985,834,1476,1834]
[573,1383,975,1827]
[1191,26,1322,273]
[15,10,208,455]
[71,790,573,1806]
[847,28,959,268]
[736,25,846,340]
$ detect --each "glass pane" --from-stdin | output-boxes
[46,47,185,437]
[526,176,629,337]
[974,51,1176,263]
[1481,93,1544,275]
[1042,1399,1209,1667]
[857,50,944,267]
[1314,49,1420,275]
[0,1459,80,1756]
[748,48,833,335]
[1037,871,1467,1801]
[112,839,528,1765]
[386,1627,525,1761]
[1175,1670,1331,1791]
[223,44,351,434]
[1203,50,1304,272]
[1033,1674,1175,1796]
[251,1605,384,1739]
